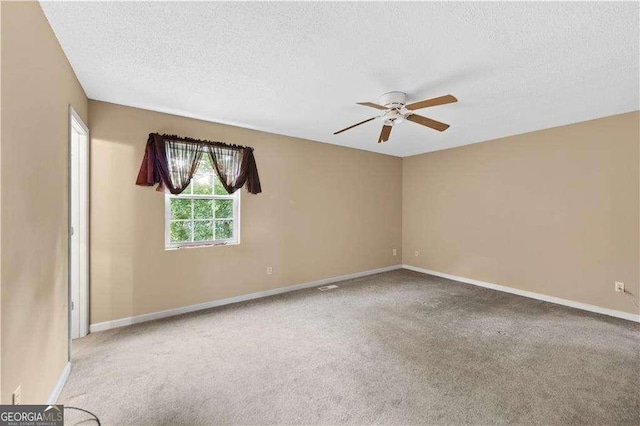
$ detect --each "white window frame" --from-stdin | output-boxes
[164,163,240,250]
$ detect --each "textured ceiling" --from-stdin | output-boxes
[41,2,639,157]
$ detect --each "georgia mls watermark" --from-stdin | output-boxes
[0,405,63,426]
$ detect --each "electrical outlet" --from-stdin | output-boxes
[12,386,21,405]
[267,267,273,275]
[615,282,624,293]
[414,250,419,257]
[392,249,397,256]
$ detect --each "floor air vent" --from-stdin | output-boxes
[318,285,339,291]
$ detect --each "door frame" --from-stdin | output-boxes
[68,105,89,346]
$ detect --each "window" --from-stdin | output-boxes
[165,155,239,249]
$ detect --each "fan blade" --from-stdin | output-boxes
[406,94,457,111]
[333,117,377,135]
[378,125,392,143]
[357,102,388,110]
[406,114,450,132]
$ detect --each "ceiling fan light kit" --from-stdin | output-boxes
[334,91,457,143]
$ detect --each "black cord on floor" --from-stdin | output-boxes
[623,290,639,309]
[64,406,101,426]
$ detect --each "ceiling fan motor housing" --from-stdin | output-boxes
[380,92,409,126]
[379,91,408,109]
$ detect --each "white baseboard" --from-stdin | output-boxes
[90,265,403,333]
[47,362,71,404]
[403,264,640,323]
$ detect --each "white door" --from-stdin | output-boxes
[70,107,89,339]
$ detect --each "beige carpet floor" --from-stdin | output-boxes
[61,270,639,425]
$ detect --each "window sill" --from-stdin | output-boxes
[165,241,240,251]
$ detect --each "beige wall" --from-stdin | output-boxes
[89,101,402,324]
[403,112,640,315]
[1,2,88,403]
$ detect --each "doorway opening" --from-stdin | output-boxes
[69,106,89,340]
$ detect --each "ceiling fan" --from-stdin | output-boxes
[334,91,457,143]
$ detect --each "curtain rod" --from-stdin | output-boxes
[152,133,254,151]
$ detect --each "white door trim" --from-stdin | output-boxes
[68,106,90,344]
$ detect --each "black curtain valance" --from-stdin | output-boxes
[135,133,262,195]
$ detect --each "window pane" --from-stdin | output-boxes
[194,199,213,219]
[170,198,191,220]
[193,174,213,195]
[215,199,233,219]
[194,220,214,241]
[170,221,192,243]
[197,155,214,173]
[215,220,233,239]
[183,180,193,195]
[214,178,228,195]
